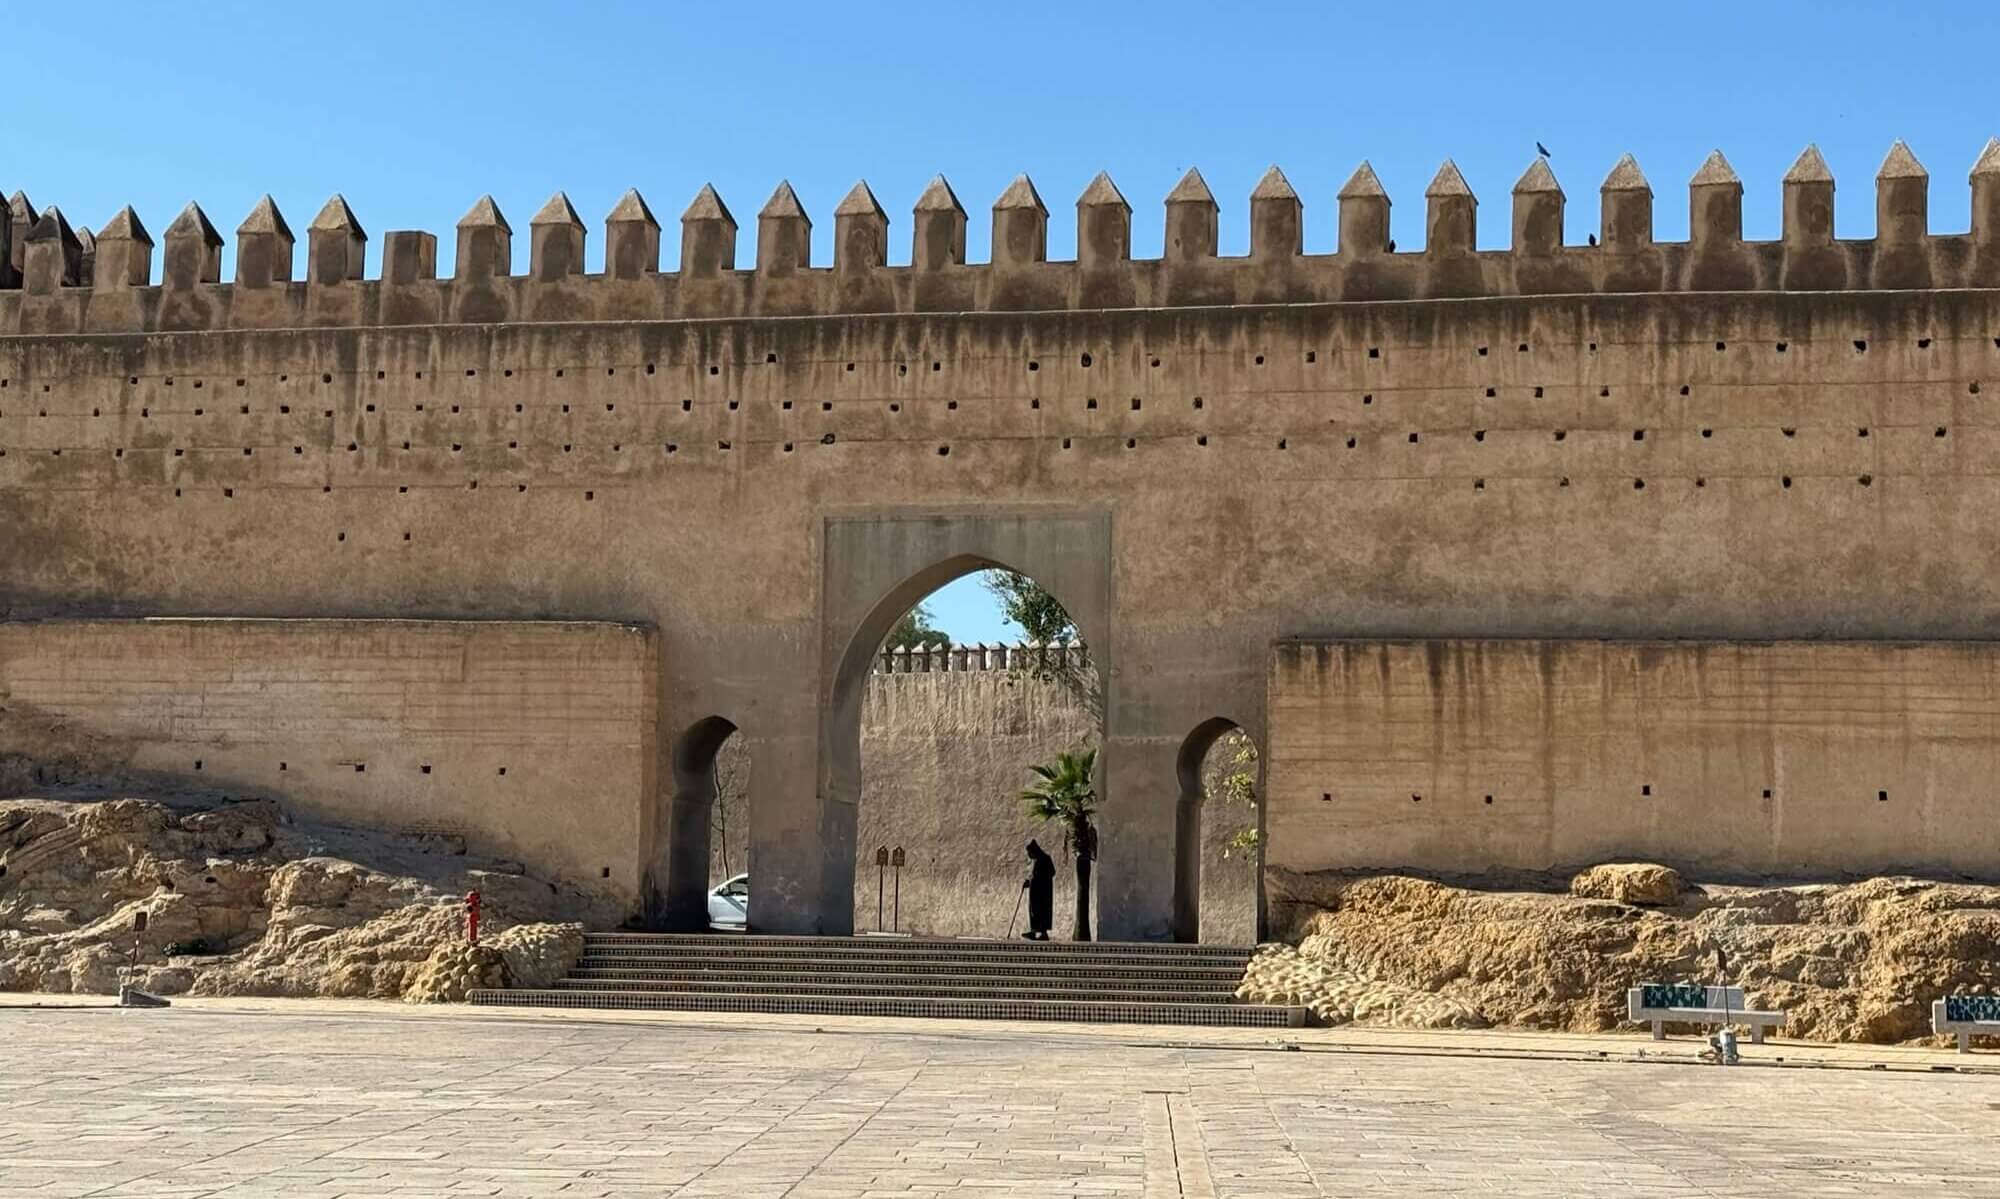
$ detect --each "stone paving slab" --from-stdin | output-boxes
[3,996,1999,1196]
[7,991,1991,1075]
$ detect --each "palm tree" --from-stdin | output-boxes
[1020,746,1099,942]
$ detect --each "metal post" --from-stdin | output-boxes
[128,909,147,976]
[874,846,888,933]
[891,846,905,932]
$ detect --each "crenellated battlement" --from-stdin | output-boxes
[4,140,1998,336]
[870,641,1089,675]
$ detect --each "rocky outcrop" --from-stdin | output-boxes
[404,941,511,1003]
[1237,943,1487,1029]
[1266,867,2000,1043]
[1569,863,1685,906]
[1,795,613,1001]
[489,921,587,989]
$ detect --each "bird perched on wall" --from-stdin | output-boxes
[1588,234,1597,246]
[1536,141,1552,158]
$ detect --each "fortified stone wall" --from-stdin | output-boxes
[1268,639,2000,881]
[5,139,2000,937]
[0,619,653,901]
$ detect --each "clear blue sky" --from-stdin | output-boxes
[16,1,1996,643]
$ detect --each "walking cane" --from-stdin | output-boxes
[1006,884,1026,939]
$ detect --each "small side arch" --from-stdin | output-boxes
[1172,716,1249,943]
[653,714,739,931]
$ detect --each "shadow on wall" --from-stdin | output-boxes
[706,667,1259,943]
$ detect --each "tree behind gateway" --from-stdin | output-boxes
[984,570,1076,644]
[882,600,950,652]
[1019,745,1098,941]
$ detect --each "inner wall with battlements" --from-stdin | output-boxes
[841,661,1253,941]
[5,140,2000,937]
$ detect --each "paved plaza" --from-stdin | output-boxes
[3,1000,1999,1197]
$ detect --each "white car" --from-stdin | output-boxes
[708,874,748,931]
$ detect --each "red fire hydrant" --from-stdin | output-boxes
[464,890,482,946]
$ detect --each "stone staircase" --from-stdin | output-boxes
[469,932,1305,1028]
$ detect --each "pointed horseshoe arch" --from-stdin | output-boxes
[1174,716,1254,943]
[817,510,1114,935]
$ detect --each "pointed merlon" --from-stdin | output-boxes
[682,183,735,226]
[306,194,367,284]
[603,189,661,280]
[26,205,76,244]
[1690,150,1740,187]
[1513,157,1563,197]
[1601,154,1651,194]
[309,194,365,237]
[1338,161,1386,199]
[759,180,809,221]
[7,190,34,222]
[835,180,886,219]
[1166,167,1216,205]
[994,174,1047,214]
[99,205,153,245]
[458,194,512,233]
[911,176,966,270]
[530,191,584,228]
[168,201,224,246]
[1974,137,2000,179]
[608,188,659,226]
[1784,145,1834,184]
[1878,140,1926,180]
[528,191,587,279]
[832,180,888,271]
[20,205,81,292]
[914,174,965,214]
[1426,160,1474,198]
[1251,165,1299,201]
[238,194,292,239]
[1077,171,1130,211]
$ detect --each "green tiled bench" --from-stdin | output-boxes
[1628,984,1785,1043]
[1933,995,2000,1053]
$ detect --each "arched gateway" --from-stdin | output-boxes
[9,141,2000,943]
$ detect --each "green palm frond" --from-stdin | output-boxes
[1019,746,1098,853]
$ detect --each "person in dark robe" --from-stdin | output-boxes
[1022,839,1056,940]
